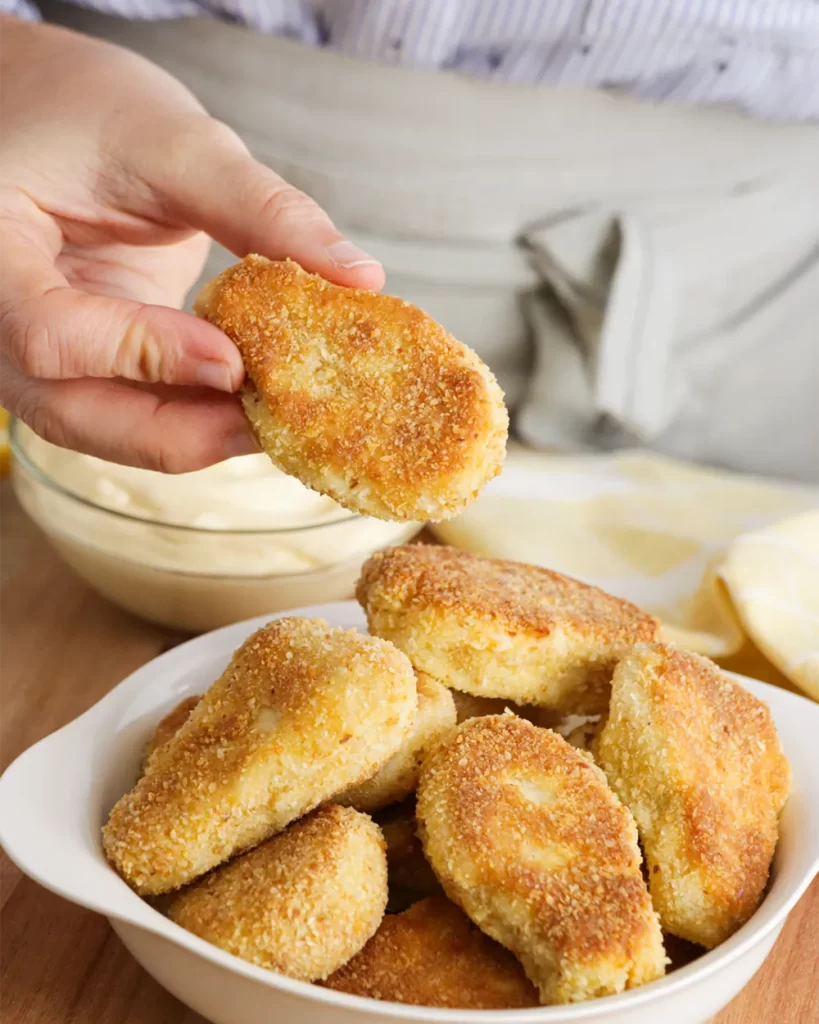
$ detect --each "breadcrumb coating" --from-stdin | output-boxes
[596,644,791,948]
[417,715,666,1004]
[358,545,658,713]
[338,673,456,813]
[138,674,455,815]
[103,618,415,894]
[324,895,539,1008]
[141,695,201,773]
[169,805,387,981]
[195,256,508,522]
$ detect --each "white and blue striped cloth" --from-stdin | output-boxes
[6,0,819,121]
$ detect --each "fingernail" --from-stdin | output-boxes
[325,240,382,270]
[196,361,235,393]
[224,427,261,459]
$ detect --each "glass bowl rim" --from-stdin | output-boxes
[8,417,362,537]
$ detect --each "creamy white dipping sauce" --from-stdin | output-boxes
[15,424,418,584]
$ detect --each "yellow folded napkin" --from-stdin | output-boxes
[433,445,819,701]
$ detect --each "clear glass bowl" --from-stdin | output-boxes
[10,420,421,632]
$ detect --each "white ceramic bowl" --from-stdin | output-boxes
[1,602,817,1024]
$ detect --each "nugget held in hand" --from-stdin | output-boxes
[417,715,665,1004]
[103,618,416,894]
[596,644,791,948]
[324,895,539,1008]
[195,257,508,522]
[358,545,658,713]
[338,673,456,813]
[169,805,387,981]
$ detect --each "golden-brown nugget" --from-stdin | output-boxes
[195,257,508,522]
[377,800,442,911]
[135,681,450,831]
[358,545,659,713]
[103,618,415,895]
[324,895,539,1008]
[169,805,387,980]
[417,715,665,1004]
[141,695,201,772]
[596,644,791,948]
[338,673,456,813]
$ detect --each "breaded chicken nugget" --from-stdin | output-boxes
[141,695,201,772]
[417,715,665,1004]
[324,895,539,1008]
[377,800,442,911]
[103,618,415,894]
[358,545,658,713]
[169,805,386,980]
[596,644,791,948]
[338,673,456,813]
[195,257,508,522]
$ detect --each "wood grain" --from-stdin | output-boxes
[1,486,816,1024]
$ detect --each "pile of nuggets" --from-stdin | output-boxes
[103,545,791,1010]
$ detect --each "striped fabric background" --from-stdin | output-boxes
[4,0,819,120]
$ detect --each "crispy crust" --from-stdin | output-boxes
[417,715,665,1004]
[141,695,201,772]
[103,618,416,894]
[169,805,387,981]
[596,644,791,948]
[323,895,539,1008]
[358,545,659,713]
[338,673,456,813]
[138,675,455,815]
[194,257,508,522]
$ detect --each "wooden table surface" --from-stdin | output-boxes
[1,485,817,1024]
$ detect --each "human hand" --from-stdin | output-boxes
[0,17,384,472]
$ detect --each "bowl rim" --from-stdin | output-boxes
[1,601,818,1023]
[9,417,361,536]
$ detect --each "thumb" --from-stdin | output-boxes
[142,116,386,291]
